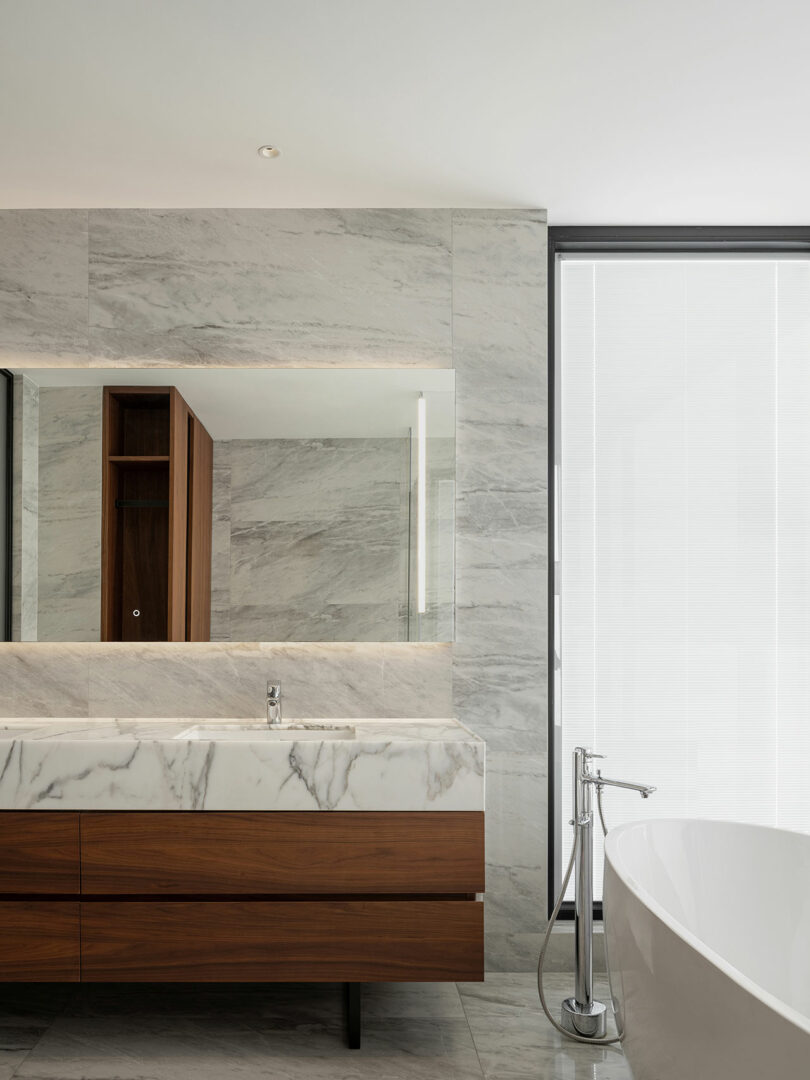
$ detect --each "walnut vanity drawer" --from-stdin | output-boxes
[0,901,80,981]
[79,811,485,895]
[80,899,484,982]
[0,812,81,893]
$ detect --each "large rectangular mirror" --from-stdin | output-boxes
[6,369,454,643]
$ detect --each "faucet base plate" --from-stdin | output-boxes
[560,997,608,1039]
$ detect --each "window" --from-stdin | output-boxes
[550,229,810,908]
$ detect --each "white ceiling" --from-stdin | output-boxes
[18,368,455,440]
[1,0,807,223]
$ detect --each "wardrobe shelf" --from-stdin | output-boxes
[107,455,170,467]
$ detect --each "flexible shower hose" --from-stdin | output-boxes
[536,784,624,1047]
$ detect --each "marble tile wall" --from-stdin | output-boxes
[0,208,548,971]
[212,437,410,642]
[10,375,38,640]
[87,209,453,368]
[36,387,103,641]
[452,211,548,969]
[0,211,88,367]
[0,641,452,721]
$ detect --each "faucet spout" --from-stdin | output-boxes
[587,771,656,799]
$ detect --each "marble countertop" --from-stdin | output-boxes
[0,718,485,812]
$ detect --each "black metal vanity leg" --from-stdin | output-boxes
[345,982,361,1049]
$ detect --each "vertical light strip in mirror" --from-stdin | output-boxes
[417,393,427,615]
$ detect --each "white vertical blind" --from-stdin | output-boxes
[559,256,810,899]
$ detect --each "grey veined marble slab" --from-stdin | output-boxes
[0,718,484,812]
[87,209,453,367]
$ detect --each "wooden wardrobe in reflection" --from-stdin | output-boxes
[101,387,213,642]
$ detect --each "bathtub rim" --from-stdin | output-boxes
[604,817,810,1037]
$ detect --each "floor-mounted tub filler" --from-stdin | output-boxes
[605,818,810,1080]
[538,747,655,1046]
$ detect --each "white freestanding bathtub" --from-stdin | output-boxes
[604,819,810,1080]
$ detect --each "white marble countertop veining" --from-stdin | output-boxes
[0,718,485,812]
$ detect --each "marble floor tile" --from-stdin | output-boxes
[0,1031,46,1054]
[362,983,467,1020]
[458,971,611,1019]
[0,1051,31,1080]
[355,1019,484,1078]
[466,1015,630,1080]
[14,1016,270,1080]
[458,973,630,1080]
[14,1015,484,1080]
[3,977,632,1080]
[0,993,58,1080]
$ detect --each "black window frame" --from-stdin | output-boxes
[548,226,810,920]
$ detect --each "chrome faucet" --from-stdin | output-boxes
[561,747,655,1039]
[582,755,656,802]
[266,681,282,726]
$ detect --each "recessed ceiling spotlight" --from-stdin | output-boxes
[257,145,280,158]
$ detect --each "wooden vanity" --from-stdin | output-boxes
[0,717,485,1046]
[0,809,484,1042]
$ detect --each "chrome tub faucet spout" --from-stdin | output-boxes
[584,755,656,800]
[266,681,282,725]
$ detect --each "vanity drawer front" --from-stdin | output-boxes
[80,899,483,981]
[0,901,80,981]
[80,811,485,894]
[0,812,80,893]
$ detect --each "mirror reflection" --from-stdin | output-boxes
[7,369,455,643]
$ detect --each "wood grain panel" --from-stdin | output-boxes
[80,900,483,982]
[186,413,213,642]
[80,812,485,895]
[101,387,119,641]
[119,465,170,641]
[0,902,80,981]
[0,812,80,894]
[167,389,189,641]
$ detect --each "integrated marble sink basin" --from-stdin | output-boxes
[176,723,356,741]
[0,718,485,812]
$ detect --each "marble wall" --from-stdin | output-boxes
[0,208,547,971]
[453,211,548,969]
[0,640,452,720]
[87,209,453,368]
[36,387,103,641]
[211,437,411,642]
